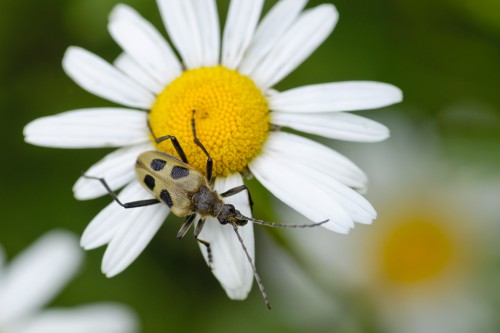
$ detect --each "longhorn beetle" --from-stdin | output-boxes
[83,110,328,309]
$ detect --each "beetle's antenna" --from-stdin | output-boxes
[231,222,271,310]
[237,215,329,229]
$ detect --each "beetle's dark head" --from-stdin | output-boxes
[218,204,248,226]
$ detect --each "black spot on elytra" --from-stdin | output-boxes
[151,159,167,171]
[171,166,190,179]
[144,175,155,191]
[160,189,173,208]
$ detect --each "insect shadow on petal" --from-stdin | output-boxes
[83,110,328,309]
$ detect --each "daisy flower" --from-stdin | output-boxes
[0,231,138,333]
[23,0,402,301]
[280,121,499,333]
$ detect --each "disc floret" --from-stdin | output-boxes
[149,66,269,177]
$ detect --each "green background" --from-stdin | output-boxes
[1,0,499,332]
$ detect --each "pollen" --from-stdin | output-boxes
[149,66,269,177]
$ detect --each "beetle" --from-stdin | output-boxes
[83,110,327,309]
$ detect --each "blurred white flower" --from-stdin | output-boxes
[278,120,499,333]
[0,231,138,333]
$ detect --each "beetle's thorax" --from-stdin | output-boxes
[191,185,223,217]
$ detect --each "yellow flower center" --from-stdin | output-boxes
[381,218,454,284]
[149,66,269,177]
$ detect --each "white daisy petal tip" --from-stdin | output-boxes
[321,3,339,22]
[39,230,83,260]
[80,221,110,250]
[62,46,86,73]
[108,3,131,22]
[73,183,99,201]
[388,83,404,104]
[101,253,125,278]
[79,241,93,252]
[23,118,44,146]
[103,268,120,279]
[224,286,251,300]
[380,125,391,141]
[73,179,95,201]
[324,222,350,234]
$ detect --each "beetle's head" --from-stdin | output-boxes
[218,204,248,226]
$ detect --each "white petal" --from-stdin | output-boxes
[23,108,149,148]
[63,47,155,109]
[191,0,220,66]
[73,142,154,200]
[249,4,338,90]
[0,245,5,271]
[0,231,83,324]
[268,152,376,224]
[9,304,138,333]
[197,173,254,300]
[249,152,354,233]
[0,246,4,298]
[264,131,367,190]
[221,0,264,69]
[109,5,182,86]
[271,112,390,142]
[157,0,203,69]
[239,0,307,75]
[81,181,147,250]
[114,54,165,95]
[101,183,169,277]
[269,81,403,113]
[0,246,4,295]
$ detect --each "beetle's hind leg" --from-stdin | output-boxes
[193,218,213,269]
[191,110,213,182]
[82,175,160,208]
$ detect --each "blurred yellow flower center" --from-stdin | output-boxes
[149,66,269,177]
[381,219,453,283]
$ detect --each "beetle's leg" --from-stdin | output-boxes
[191,110,213,182]
[155,135,188,164]
[82,175,160,208]
[220,184,254,213]
[194,218,213,268]
[148,119,188,163]
[176,214,196,239]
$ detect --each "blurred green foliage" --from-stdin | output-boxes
[0,0,499,332]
